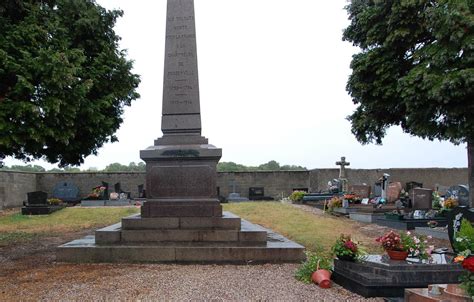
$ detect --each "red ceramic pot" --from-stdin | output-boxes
[311,269,332,288]
[387,250,409,260]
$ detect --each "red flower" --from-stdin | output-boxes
[462,256,474,272]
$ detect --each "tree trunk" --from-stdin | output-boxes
[468,140,474,208]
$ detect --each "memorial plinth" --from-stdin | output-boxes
[57,0,304,264]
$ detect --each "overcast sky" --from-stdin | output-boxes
[4,0,468,170]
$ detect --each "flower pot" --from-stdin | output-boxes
[311,269,332,288]
[386,250,409,260]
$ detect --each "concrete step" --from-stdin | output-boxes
[121,212,241,230]
[57,235,305,264]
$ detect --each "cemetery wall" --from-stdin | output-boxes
[0,171,37,209]
[310,168,468,192]
[0,168,468,208]
[217,171,311,199]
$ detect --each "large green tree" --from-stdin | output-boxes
[344,0,474,206]
[0,0,140,166]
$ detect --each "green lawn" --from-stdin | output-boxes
[224,202,379,255]
[0,203,379,255]
[0,207,139,246]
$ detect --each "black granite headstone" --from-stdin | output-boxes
[52,182,80,203]
[138,184,146,198]
[446,185,470,207]
[101,182,109,200]
[249,187,264,200]
[27,191,48,205]
[447,206,474,253]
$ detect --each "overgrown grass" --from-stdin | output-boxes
[0,207,139,246]
[223,202,379,256]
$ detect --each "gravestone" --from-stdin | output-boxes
[58,0,303,264]
[22,191,65,215]
[137,184,146,198]
[447,206,474,253]
[387,182,402,203]
[374,181,382,197]
[349,185,371,198]
[101,182,109,200]
[248,187,273,200]
[52,182,80,204]
[26,191,48,205]
[446,185,470,207]
[410,188,433,210]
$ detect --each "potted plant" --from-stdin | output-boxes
[376,230,432,261]
[289,190,306,203]
[332,234,360,261]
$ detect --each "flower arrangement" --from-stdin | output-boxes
[453,219,474,296]
[376,230,432,260]
[443,197,459,209]
[86,186,106,200]
[344,194,361,204]
[327,196,343,211]
[432,191,442,210]
[332,234,361,261]
[47,198,63,205]
[289,191,306,203]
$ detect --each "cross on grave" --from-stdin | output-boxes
[336,156,350,179]
[336,157,350,193]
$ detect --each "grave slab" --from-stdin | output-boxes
[332,254,464,298]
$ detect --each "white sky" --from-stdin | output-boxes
[4,0,468,170]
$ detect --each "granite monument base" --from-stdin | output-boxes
[21,205,65,215]
[57,212,305,263]
[375,217,448,230]
[332,255,464,298]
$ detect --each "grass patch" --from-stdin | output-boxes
[0,207,139,245]
[224,202,379,256]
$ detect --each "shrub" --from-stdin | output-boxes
[47,198,63,205]
[289,191,306,203]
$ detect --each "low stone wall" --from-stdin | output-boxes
[0,172,37,210]
[217,171,310,199]
[0,168,468,209]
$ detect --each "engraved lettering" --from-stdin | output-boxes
[174,25,188,30]
[167,70,194,76]
[166,34,196,40]
[169,85,193,91]
[170,100,193,105]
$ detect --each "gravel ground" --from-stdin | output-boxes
[0,262,382,301]
[1,204,451,301]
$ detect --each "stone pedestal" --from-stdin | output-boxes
[140,136,222,218]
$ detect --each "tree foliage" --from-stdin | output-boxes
[343,0,474,144]
[217,161,307,172]
[0,0,140,167]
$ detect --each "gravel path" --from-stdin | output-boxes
[0,262,381,301]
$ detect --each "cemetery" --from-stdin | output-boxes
[1,0,473,301]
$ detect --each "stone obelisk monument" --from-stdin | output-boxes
[140,0,222,217]
[57,0,304,263]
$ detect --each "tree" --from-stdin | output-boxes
[0,0,140,167]
[343,0,474,206]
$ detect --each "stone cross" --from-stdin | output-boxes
[336,156,350,179]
